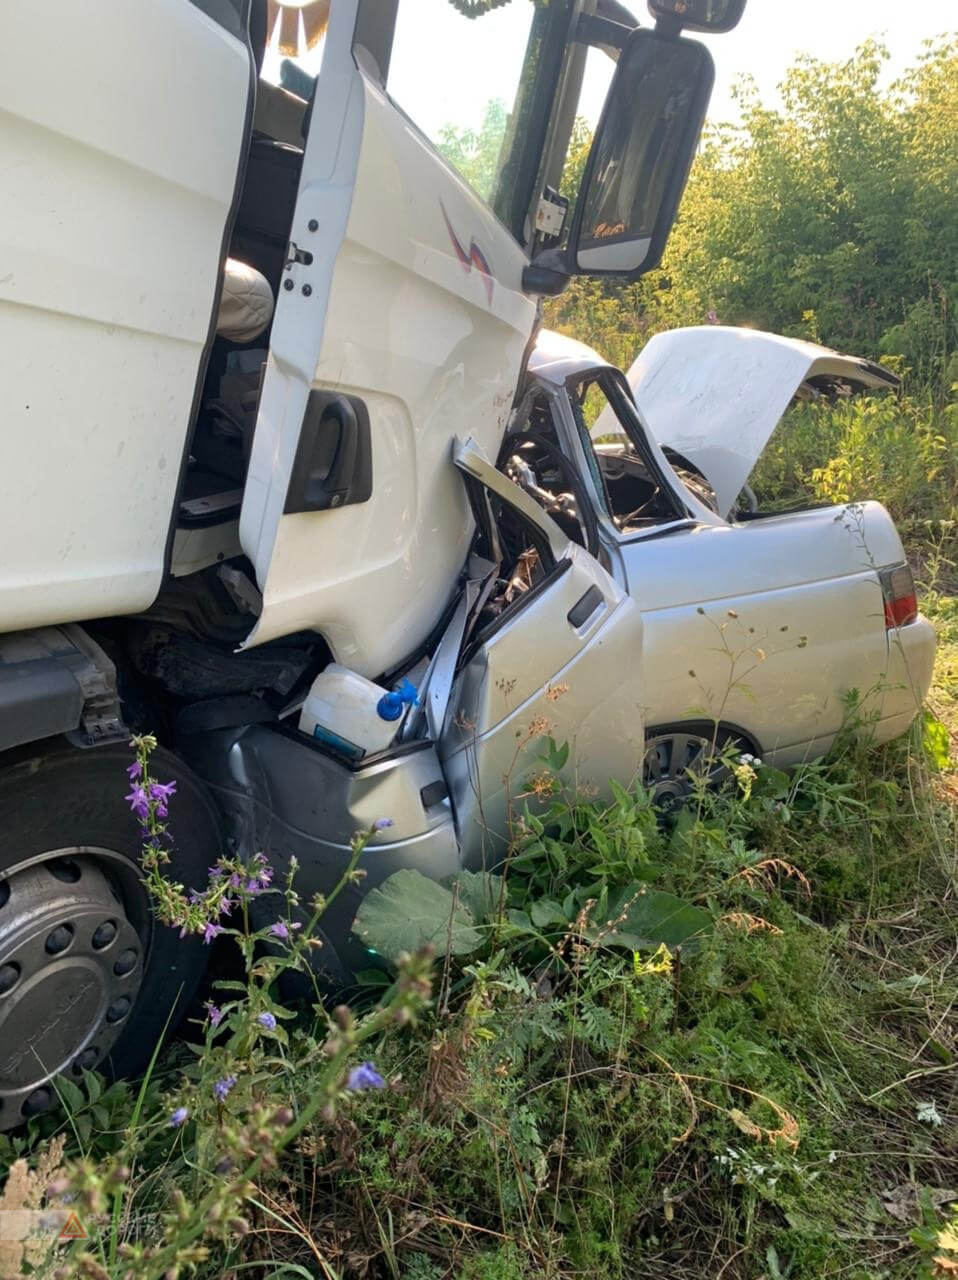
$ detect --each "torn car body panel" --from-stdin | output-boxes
[443,436,647,862]
[593,325,898,518]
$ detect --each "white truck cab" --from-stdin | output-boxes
[0,0,745,1126]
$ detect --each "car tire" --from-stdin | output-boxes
[0,739,222,1129]
[643,722,752,811]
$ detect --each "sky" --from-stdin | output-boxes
[686,0,955,127]
[266,1,956,139]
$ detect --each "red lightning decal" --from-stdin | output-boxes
[440,201,494,306]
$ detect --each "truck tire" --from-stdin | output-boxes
[0,739,221,1130]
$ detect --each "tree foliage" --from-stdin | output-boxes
[437,98,509,202]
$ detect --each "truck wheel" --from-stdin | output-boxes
[0,741,221,1130]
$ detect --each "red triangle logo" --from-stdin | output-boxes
[58,1211,88,1240]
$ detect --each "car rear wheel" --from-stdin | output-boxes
[0,740,221,1130]
[643,724,751,811]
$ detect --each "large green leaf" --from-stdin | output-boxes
[451,869,503,924]
[353,869,483,962]
[595,886,713,953]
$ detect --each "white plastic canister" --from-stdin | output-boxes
[298,663,416,759]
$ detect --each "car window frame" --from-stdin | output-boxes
[453,439,577,660]
[548,371,701,546]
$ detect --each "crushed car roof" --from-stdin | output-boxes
[526,328,612,385]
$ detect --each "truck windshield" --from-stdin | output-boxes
[263,0,616,252]
[388,0,583,245]
[387,1,541,206]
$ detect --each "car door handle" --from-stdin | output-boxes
[567,585,605,629]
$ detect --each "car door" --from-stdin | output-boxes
[238,1,538,677]
[0,0,251,634]
[440,440,646,868]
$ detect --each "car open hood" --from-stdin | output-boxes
[594,326,898,518]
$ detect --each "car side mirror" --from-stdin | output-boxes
[523,29,713,293]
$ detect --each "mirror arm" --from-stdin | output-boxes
[575,13,633,53]
[522,249,571,297]
[652,14,683,37]
[595,0,641,26]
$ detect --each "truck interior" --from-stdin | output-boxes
[179,9,313,526]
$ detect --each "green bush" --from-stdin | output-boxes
[749,392,958,554]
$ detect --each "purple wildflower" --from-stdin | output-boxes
[217,896,235,917]
[257,1012,277,1031]
[188,890,202,906]
[269,921,301,941]
[213,1075,236,1102]
[206,1002,223,1027]
[125,785,150,821]
[202,922,224,945]
[373,818,394,831]
[150,780,177,804]
[127,760,142,781]
[346,1062,386,1092]
[208,865,224,881]
[169,1106,189,1128]
[228,873,242,890]
[245,878,263,896]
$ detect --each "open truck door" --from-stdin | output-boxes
[238,0,538,676]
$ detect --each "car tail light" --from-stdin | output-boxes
[879,562,918,628]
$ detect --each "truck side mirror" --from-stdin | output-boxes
[523,29,713,292]
[647,0,746,34]
[570,28,713,279]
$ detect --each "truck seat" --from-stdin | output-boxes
[217,257,274,343]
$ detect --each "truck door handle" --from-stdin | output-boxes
[567,585,604,629]
[284,392,373,514]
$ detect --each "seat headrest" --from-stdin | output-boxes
[217,258,274,344]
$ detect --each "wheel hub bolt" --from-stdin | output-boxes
[106,996,131,1023]
[92,920,117,949]
[0,963,19,995]
[22,1088,52,1117]
[113,949,138,977]
[73,1048,99,1073]
[45,924,74,955]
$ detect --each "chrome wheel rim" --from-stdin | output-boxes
[0,850,145,1127]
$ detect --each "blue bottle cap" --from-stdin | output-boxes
[376,678,418,722]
